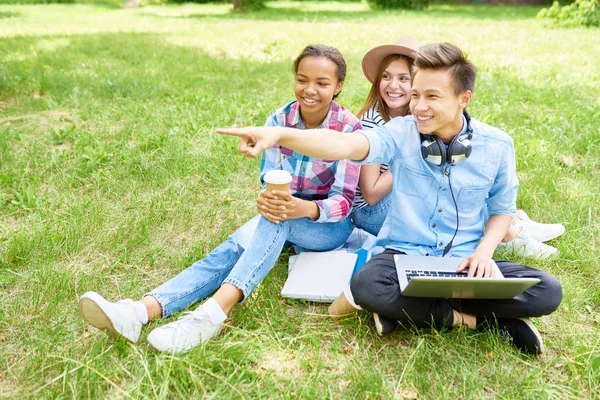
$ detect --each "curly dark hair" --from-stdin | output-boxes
[293,44,347,99]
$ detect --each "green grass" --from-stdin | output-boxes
[1,2,599,398]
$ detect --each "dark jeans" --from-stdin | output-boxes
[350,249,563,329]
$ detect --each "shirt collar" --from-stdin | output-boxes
[290,101,336,129]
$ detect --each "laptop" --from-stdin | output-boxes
[394,255,540,299]
[281,251,358,302]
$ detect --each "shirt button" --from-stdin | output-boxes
[431,224,437,228]
[439,242,444,246]
[302,168,305,171]
[437,208,442,213]
[442,188,447,191]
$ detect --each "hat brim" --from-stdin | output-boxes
[362,44,418,84]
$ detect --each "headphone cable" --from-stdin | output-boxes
[443,167,459,257]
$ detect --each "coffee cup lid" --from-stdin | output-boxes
[264,169,292,184]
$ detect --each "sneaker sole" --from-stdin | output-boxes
[498,242,559,259]
[519,318,545,355]
[532,227,566,243]
[147,332,193,354]
[79,296,120,339]
[526,247,559,260]
[374,313,398,336]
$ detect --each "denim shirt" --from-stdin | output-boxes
[357,115,519,258]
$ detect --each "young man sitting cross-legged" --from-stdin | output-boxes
[217,43,562,355]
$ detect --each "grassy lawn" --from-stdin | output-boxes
[1,1,599,398]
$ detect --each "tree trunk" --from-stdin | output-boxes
[233,0,242,12]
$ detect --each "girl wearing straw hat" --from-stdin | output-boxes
[350,36,564,259]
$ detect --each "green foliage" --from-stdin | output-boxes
[538,0,600,27]
[168,0,219,4]
[0,0,123,6]
[0,0,165,6]
[284,0,361,2]
[367,0,429,10]
[235,0,266,11]
[0,0,74,4]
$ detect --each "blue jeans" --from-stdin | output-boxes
[147,214,353,318]
[350,192,391,237]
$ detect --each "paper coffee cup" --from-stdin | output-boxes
[264,170,292,192]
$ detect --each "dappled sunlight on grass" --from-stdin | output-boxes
[428,4,540,19]
[139,3,230,18]
[0,4,187,37]
[556,177,598,201]
[34,37,72,52]
[269,1,369,13]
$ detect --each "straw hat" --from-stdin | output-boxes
[361,35,421,83]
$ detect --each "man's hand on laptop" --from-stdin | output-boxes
[457,250,496,278]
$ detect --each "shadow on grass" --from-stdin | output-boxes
[0,31,597,184]
[1,31,598,246]
[0,31,597,139]
[0,11,21,19]
[142,4,542,23]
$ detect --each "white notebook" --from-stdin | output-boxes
[281,251,357,303]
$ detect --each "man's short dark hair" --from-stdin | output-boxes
[413,43,476,95]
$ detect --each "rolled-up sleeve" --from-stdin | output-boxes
[486,137,519,217]
[353,118,407,166]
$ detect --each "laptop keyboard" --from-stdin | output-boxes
[405,269,469,282]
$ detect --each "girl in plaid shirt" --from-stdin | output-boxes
[79,45,361,354]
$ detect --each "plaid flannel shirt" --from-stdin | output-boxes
[259,100,361,223]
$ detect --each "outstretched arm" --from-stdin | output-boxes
[216,126,370,161]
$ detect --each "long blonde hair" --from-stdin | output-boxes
[356,54,415,122]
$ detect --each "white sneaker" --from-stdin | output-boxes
[497,227,559,259]
[147,305,223,354]
[79,292,143,343]
[516,210,565,243]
